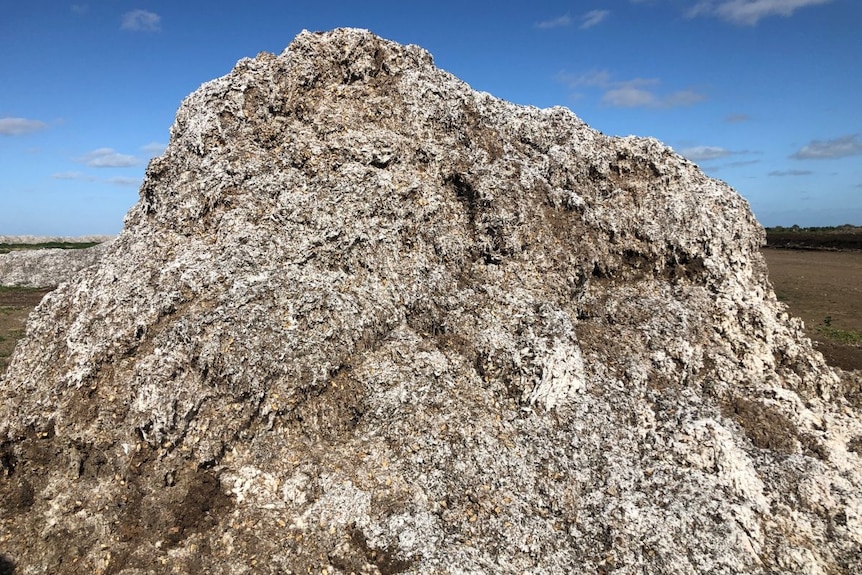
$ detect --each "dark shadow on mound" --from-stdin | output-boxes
[0,555,15,575]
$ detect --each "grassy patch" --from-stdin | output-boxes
[817,316,862,345]
[0,285,45,294]
[0,241,99,254]
[0,306,18,315]
[818,325,862,345]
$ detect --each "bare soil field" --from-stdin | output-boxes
[1,249,860,375]
[0,288,51,373]
[762,248,862,370]
[765,225,862,251]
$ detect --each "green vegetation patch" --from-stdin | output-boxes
[0,241,100,254]
[0,285,45,294]
[818,326,862,346]
[817,316,862,345]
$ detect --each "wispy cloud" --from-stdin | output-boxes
[581,10,610,29]
[536,14,571,29]
[556,70,612,88]
[71,4,88,15]
[689,0,833,26]
[537,10,611,30]
[727,159,760,168]
[52,172,140,187]
[791,134,862,160]
[660,89,705,107]
[78,148,139,168]
[0,117,47,136]
[725,113,751,123]
[679,146,735,161]
[106,177,142,187]
[121,9,161,32]
[141,142,167,156]
[52,171,97,182]
[602,82,661,107]
[769,169,813,176]
[557,70,706,109]
[678,146,758,166]
[703,159,761,172]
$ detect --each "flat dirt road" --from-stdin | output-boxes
[762,248,862,370]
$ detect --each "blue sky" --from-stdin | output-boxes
[1,0,860,235]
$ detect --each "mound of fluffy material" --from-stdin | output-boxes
[1,28,860,574]
[0,242,110,288]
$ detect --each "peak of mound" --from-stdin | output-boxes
[2,28,860,574]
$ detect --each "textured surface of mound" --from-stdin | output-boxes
[0,242,111,287]
[2,29,861,574]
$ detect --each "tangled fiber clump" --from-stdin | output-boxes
[1,28,860,574]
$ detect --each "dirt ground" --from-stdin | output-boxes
[762,248,862,371]
[1,249,860,375]
[0,288,51,373]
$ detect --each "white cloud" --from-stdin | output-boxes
[52,172,140,187]
[71,4,88,15]
[121,9,161,32]
[558,71,705,109]
[663,89,707,107]
[536,14,571,29]
[769,169,812,176]
[581,10,610,29]
[78,148,139,168]
[791,135,862,159]
[689,0,832,26]
[680,146,735,161]
[0,117,47,136]
[701,158,760,172]
[725,113,751,123]
[52,171,97,182]
[679,146,759,166]
[106,177,142,187]
[603,85,658,108]
[555,70,613,88]
[141,142,167,156]
[727,159,760,167]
